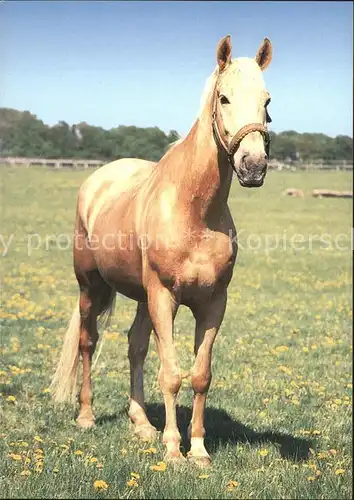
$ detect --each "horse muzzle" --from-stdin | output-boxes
[234,153,268,188]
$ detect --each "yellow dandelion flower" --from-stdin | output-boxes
[335,469,345,475]
[8,453,22,461]
[275,345,289,353]
[94,480,109,490]
[141,446,157,454]
[259,449,269,457]
[34,448,43,454]
[150,461,167,472]
[126,478,138,487]
[198,474,209,479]
[60,444,69,450]
[25,458,31,464]
[53,468,59,473]
[20,442,28,447]
[312,430,321,436]
[307,476,317,482]
[90,457,98,463]
[6,395,16,402]
[227,480,239,489]
[131,472,140,479]
[33,436,43,442]
[74,450,84,455]
[20,470,31,476]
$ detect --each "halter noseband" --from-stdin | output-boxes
[211,77,270,172]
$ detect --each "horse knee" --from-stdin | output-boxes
[159,364,182,394]
[191,369,211,394]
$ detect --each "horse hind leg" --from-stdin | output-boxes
[76,272,115,429]
[128,302,157,441]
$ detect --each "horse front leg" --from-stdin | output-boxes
[188,289,227,466]
[147,279,183,462]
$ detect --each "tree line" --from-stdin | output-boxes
[0,108,352,163]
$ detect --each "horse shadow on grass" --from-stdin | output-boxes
[96,403,313,462]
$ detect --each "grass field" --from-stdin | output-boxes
[0,166,352,499]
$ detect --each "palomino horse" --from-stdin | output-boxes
[52,35,273,465]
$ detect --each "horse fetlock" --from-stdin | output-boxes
[163,428,181,445]
[188,424,206,440]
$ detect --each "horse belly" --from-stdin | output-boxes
[91,207,145,296]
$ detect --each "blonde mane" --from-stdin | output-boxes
[167,68,218,151]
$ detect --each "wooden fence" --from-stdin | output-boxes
[0,157,352,171]
[0,157,105,169]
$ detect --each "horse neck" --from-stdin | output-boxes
[159,105,233,220]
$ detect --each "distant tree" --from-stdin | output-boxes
[0,107,352,163]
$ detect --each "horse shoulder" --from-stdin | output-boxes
[78,158,155,236]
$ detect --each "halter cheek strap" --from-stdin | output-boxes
[211,79,271,171]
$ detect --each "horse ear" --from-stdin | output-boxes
[217,35,232,72]
[255,38,272,71]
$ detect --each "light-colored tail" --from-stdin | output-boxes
[51,299,81,405]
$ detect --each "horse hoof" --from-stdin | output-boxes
[76,417,95,429]
[134,424,158,442]
[187,454,212,468]
[164,452,186,465]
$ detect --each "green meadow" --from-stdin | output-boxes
[0,166,352,499]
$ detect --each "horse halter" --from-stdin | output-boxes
[211,77,270,172]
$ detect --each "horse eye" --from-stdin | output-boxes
[220,95,230,105]
[265,97,272,123]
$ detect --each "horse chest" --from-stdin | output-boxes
[150,230,236,292]
[183,232,235,287]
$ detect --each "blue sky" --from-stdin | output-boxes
[2,1,353,137]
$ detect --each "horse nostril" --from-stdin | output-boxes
[264,153,268,161]
[241,153,248,163]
